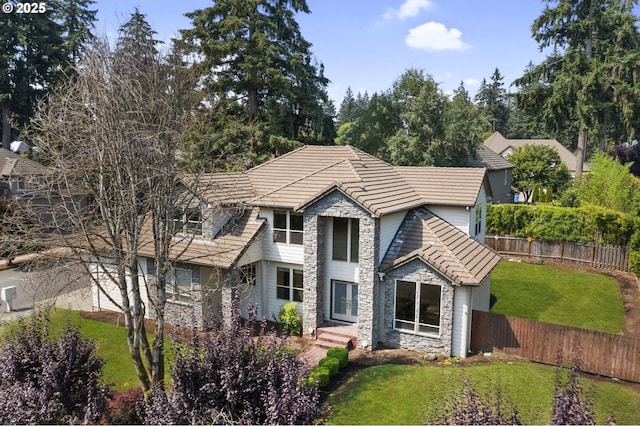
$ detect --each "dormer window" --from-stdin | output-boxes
[273,210,303,245]
[174,207,202,235]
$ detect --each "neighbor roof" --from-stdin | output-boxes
[468,144,513,171]
[0,148,50,178]
[380,207,501,285]
[483,131,588,173]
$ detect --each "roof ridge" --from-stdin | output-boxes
[255,159,359,200]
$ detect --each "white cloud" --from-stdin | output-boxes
[463,78,478,86]
[382,0,434,20]
[406,21,469,51]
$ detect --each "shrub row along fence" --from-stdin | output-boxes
[470,310,640,383]
[485,235,629,272]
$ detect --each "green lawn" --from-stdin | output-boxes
[323,362,640,425]
[490,260,625,333]
[1,309,170,391]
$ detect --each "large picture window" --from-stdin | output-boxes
[394,280,441,335]
[166,267,193,302]
[276,267,303,302]
[273,210,303,244]
[332,217,359,262]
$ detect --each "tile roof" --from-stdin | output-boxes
[185,172,256,206]
[0,148,50,178]
[248,145,426,216]
[137,207,265,269]
[380,207,501,285]
[468,145,513,170]
[483,131,588,173]
[395,166,487,207]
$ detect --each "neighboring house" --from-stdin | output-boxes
[468,144,514,204]
[0,148,89,226]
[92,146,501,358]
[483,131,589,178]
[0,148,49,193]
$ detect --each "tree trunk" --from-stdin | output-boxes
[600,122,606,152]
[248,88,258,118]
[576,128,587,178]
[2,107,11,150]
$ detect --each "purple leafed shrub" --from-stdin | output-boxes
[437,379,521,425]
[551,351,595,425]
[103,388,145,425]
[0,311,110,424]
[143,300,320,425]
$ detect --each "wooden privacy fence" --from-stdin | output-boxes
[471,310,640,383]
[485,235,629,272]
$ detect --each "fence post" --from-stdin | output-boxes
[591,243,595,267]
[560,241,564,263]
[527,236,532,257]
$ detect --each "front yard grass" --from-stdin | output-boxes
[490,260,625,333]
[323,361,640,424]
[1,309,170,391]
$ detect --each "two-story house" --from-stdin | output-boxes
[91,146,501,358]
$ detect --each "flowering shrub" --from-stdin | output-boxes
[277,302,302,335]
[0,311,110,424]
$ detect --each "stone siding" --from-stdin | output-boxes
[383,259,454,356]
[302,190,379,350]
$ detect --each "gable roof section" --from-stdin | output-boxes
[395,167,487,207]
[184,172,255,206]
[468,144,513,170]
[0,148,50,178]
[381,207,501,285]
[483,131,587,173]
[248,145,425,216]
[137,207,266,269]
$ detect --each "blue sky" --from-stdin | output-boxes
[92,0,565,105]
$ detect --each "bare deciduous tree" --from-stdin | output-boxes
[26,34,201,395]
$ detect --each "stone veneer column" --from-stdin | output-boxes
[302,214,324,336]
[301,191,380,350]
[356,216,379,350]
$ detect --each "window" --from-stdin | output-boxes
[394,280,441,335]
[240,263,256,286]
[166,267,193,302]
[273,210,303,244]
[276,267,303,302]
[332,217,359,262]
[474,204,482,235]
[174,207,202,235]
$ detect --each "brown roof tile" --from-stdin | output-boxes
[395,167,487,207]
[381,208,501,285]
[137,207,265,269]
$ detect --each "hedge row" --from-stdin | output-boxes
[310,347,349,388]
[487,203,640,276]
[486,203,637,245]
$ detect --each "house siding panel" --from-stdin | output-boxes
[259,208,304,264]
[379,211,406,263]
[428,206,471,235]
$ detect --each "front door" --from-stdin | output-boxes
[332,281,358,323]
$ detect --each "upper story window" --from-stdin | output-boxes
[394,280,441,336]
[273,210,303,245]
[174,207,202,235]
[332,217,359,262]
[474,204,482,235]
